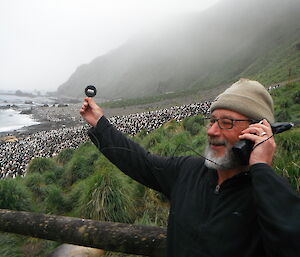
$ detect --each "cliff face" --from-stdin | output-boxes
[57,0,300,99]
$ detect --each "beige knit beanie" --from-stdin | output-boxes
[210,78,275,122]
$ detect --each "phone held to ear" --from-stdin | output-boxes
[232,122,294,165]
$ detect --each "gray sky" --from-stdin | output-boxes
[0,0,219,92]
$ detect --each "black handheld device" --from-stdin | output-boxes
[232,122,294,165]
[85,85,97,97]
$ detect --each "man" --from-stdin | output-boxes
[80,79,300,257]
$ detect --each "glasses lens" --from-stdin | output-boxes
[219,118,233,129]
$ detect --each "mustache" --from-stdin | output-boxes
[208,138,229,146]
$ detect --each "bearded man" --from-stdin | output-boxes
[80,78,300,257]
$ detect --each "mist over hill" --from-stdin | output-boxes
[57,0,300,99]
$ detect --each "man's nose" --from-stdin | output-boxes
[207,121,221,137]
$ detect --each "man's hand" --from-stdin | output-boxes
[239,119,276,166]
[80,97,104,127]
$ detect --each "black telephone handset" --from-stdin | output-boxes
[232,122,294,165]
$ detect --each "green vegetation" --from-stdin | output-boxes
[0,233,58,257]
[75,168,136,223]
[272,82,300,123]
[0,82,299,256]
[242,39,300,86]
[0,179,33,211]
[271,82,300,191]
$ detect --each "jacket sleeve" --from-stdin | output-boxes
[88,116,188,198]
[251,163,300,256]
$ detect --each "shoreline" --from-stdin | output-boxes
[0,101,165,139]
[0,102,161,178]
[0,103,90,178]
[0,103,84,138]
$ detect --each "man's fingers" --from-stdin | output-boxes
[238,133,258,141]
[250,119,272,132]
[80,98,92,115]
[81,98,95,109]
[80,104,88,113]
[85,97,97,107]
[241,127,264,136]
[248,123,269,131]
[241,119,272,137]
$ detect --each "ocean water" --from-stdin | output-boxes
[0,109,39,132]
[0,94,55,133]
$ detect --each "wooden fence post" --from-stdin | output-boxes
[0,209,167,256]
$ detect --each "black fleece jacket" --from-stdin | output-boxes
[88,116,300,257]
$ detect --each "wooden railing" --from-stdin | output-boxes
[0,209,166,257]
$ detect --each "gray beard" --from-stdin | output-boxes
[204,143,241,171]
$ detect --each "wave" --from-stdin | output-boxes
[0,109,39,133]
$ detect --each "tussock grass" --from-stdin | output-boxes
[274,128,300,190]
[27,158,57,175]
[77,169,135,223]
[0,179,33,211]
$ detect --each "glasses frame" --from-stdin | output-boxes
[204,117,259,130]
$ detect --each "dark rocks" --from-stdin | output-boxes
[58,104,69,108]
[20,109,33,115]
[0,105,11,109]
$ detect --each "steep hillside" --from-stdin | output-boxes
[57,0,300,99]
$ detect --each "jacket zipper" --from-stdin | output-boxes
[214,184,220,194]
[213,171,250,194]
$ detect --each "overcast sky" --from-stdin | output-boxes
[0,0,220,92]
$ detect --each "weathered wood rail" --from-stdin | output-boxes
[0,209,167,257]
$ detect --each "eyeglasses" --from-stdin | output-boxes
[204,117,258,129]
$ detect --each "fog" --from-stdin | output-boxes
[0,0,219,93]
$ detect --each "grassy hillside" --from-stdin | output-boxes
[271,82,300,190]
[242,38,300,85]
[0,82,299,256]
